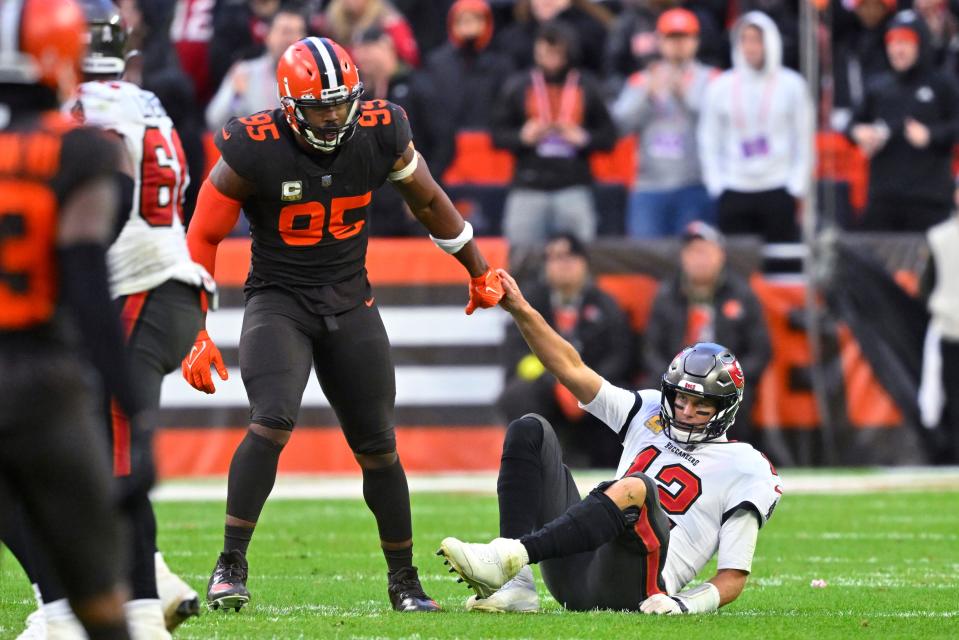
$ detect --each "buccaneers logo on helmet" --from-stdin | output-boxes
[0,0,86,97]
[276,37,364,152]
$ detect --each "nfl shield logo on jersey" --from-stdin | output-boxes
[321,174,333,187]
[281,181,303,201]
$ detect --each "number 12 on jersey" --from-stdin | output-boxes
[625,445,703,515]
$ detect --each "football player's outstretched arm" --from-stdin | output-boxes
[389,143,503,314]
[181,158,252,393]
[497,269,603,405]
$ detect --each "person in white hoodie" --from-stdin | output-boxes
[697,11,813,243]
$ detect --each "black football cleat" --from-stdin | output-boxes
[388,566,441,612]
[207,550,250,612]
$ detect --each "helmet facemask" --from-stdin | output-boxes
[280,81,363,153]
[659,343,745,445]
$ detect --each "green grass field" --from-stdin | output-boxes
[2,489,958,639]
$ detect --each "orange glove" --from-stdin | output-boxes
[465,268,504,315]
[181,329,228,394]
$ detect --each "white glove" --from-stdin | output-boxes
[640,593,684,615]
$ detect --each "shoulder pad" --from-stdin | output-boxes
[215,110,283,181]
[356,100,412,158]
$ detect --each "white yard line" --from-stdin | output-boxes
[151,467,959,502]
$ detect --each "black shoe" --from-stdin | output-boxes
[207,550,250,612]
[388,566,441,612]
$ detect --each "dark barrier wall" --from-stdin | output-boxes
[153,235,931,476]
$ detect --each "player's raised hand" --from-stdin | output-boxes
[639,593,683,615]
[495,269,529,315]
[465,267,504,315]
[181,329,229,394]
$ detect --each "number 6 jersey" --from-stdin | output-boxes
[582,380,784,594]
[67,80,212,298]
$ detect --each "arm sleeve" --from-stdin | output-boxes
[611,74,652,135]
[697,77,724,198]
[926,76,959,151]
[716,509,760,573]
[723,453,784,528]
[582,77,617,153]
[579,380,646,436]
[186,179,242,277]
[490,75,529,152]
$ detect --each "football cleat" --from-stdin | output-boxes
[465,566,540,613]
[206,550,250,612]
[437,537,529,599]
[155,552,200,630]
[387,566,441,612]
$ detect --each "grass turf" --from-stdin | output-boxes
[2,490,958,639]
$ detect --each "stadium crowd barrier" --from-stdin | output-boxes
[155,236,925,477]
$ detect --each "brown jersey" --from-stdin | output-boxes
[214,100,412,315]
[0,109,117,332]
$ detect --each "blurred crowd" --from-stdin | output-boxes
[135,0,959,465]
[145,0,959,241]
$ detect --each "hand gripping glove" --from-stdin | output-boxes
[466,268,504,315]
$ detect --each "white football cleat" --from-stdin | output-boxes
[437,537,529,599]
[465,566,540,613]
[124,599,172,640]
[155,552,200,630]
[16,608,47,640]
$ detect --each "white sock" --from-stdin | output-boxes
[41,599,75,623]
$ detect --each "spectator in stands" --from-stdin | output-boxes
[915,0,959,73]
[494,0,609,74]
[644,222,771,445]
[171,0,219,106]
[491,22,616,247]
[830,0,896,131]
[604,0,725,93]
[319,0,420,67]
[698,11,813,244]
[393,0,454,56]
[209,0,286,102]
[351,26,429,235]
[415,0,513,180]
[121,0,206,224]
[849,11,959,231]
[612,8,718,238]
[498,233,633,467]
[205,6,307,131]
[920,189,959,464]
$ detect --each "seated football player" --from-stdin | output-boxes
[438,269,783,614]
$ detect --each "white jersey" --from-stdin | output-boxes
[68,80,212,297]
[582,381,783,594]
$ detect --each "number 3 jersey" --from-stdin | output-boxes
[213,101,411,315]
[582,380,783,594]
[67,80,211,298]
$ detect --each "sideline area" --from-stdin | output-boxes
[152,467,959,502]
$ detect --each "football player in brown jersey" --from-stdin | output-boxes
[0,0,135,638]
[181,36,504,612]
